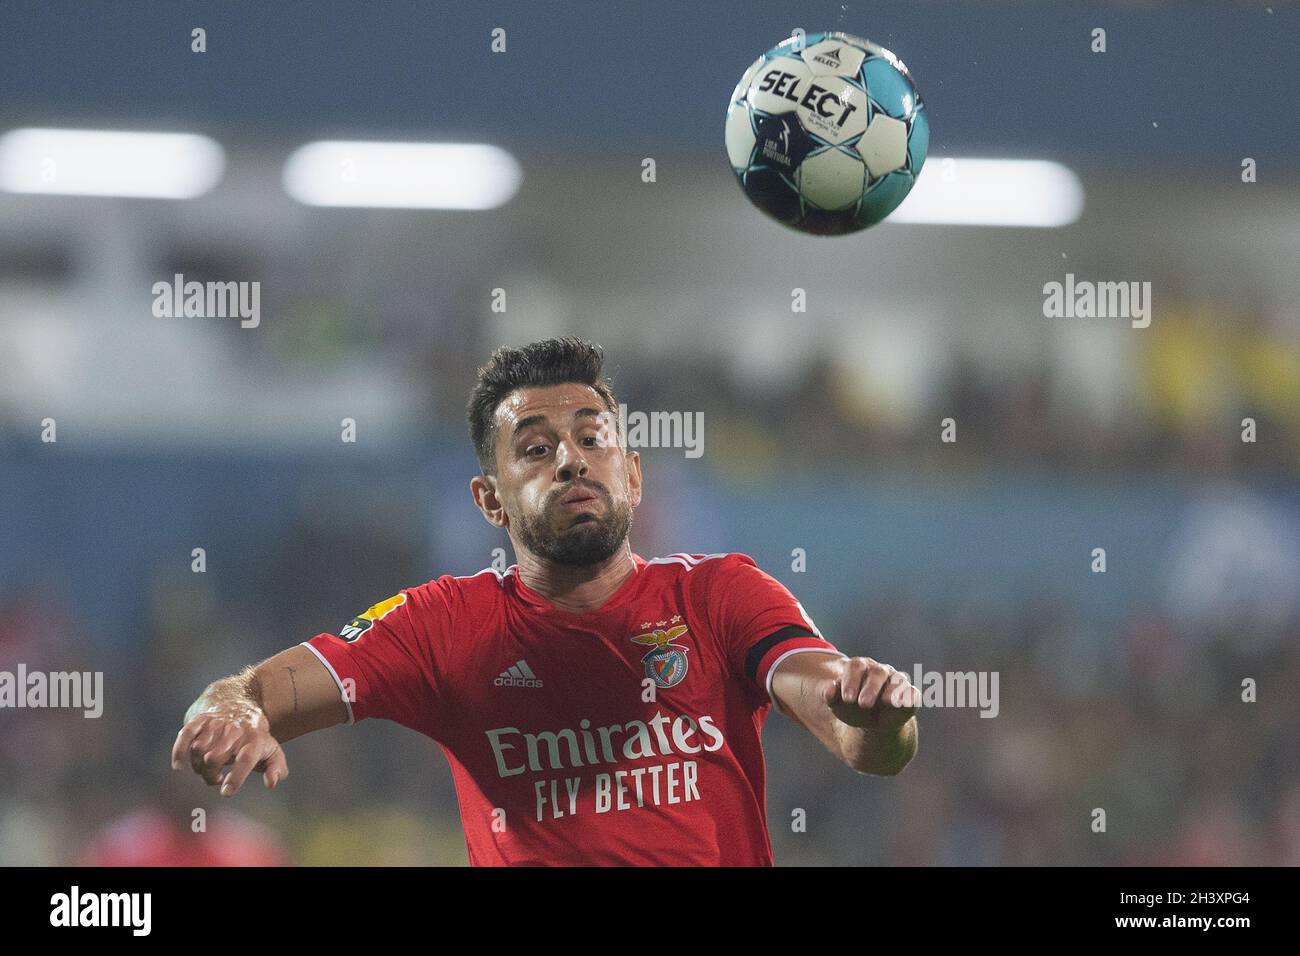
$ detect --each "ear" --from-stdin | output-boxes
[470,474,509,529]
[625,450,643,509]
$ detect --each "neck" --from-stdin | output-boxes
[512,542,637,614]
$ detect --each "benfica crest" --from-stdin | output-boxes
[630,624,690,689]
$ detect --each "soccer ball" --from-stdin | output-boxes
[725,31,929,235]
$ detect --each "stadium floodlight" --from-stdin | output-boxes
[889,157,1084,227]
[282,140,523,209]
[0,127,225,199]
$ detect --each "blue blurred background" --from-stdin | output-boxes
[2,0,1299,865]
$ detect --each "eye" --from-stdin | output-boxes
[527,444,550,458]
[582,435,599,447]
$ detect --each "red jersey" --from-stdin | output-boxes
[304,552,843,866]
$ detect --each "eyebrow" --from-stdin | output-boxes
[510,407,606,437]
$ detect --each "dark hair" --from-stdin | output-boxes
[467,336,619,475]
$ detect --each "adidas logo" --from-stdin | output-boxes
[494,659,543,688]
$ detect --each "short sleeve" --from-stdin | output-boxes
[698,553,844,710]
[302,578,452,738]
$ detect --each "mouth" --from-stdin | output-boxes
[558,487,602,514]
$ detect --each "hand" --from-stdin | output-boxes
[823,656,919,733]
[171,701,288,797]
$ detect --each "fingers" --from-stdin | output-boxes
[260,747,289,790]
[861,662,895,710]
[827,658,919,717]
[837,657,894,710]
[191,747,226,785]
[175,715,230,784]
[823,676,841,705]
[220,741,265,797]
[174,712,286,794]
[199,722,244,776]
[885,670,921,710]
[188,719,224,767]
[172,715,208,770]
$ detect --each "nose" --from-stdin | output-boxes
[554,438,590,483]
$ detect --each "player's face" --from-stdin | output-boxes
[478,383,642,566]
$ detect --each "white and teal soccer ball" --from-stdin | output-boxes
[725,31,929,235]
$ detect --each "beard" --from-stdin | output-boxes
[514,480,633,567]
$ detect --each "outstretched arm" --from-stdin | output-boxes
[771,652,918,776]
[171,644,349,796]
